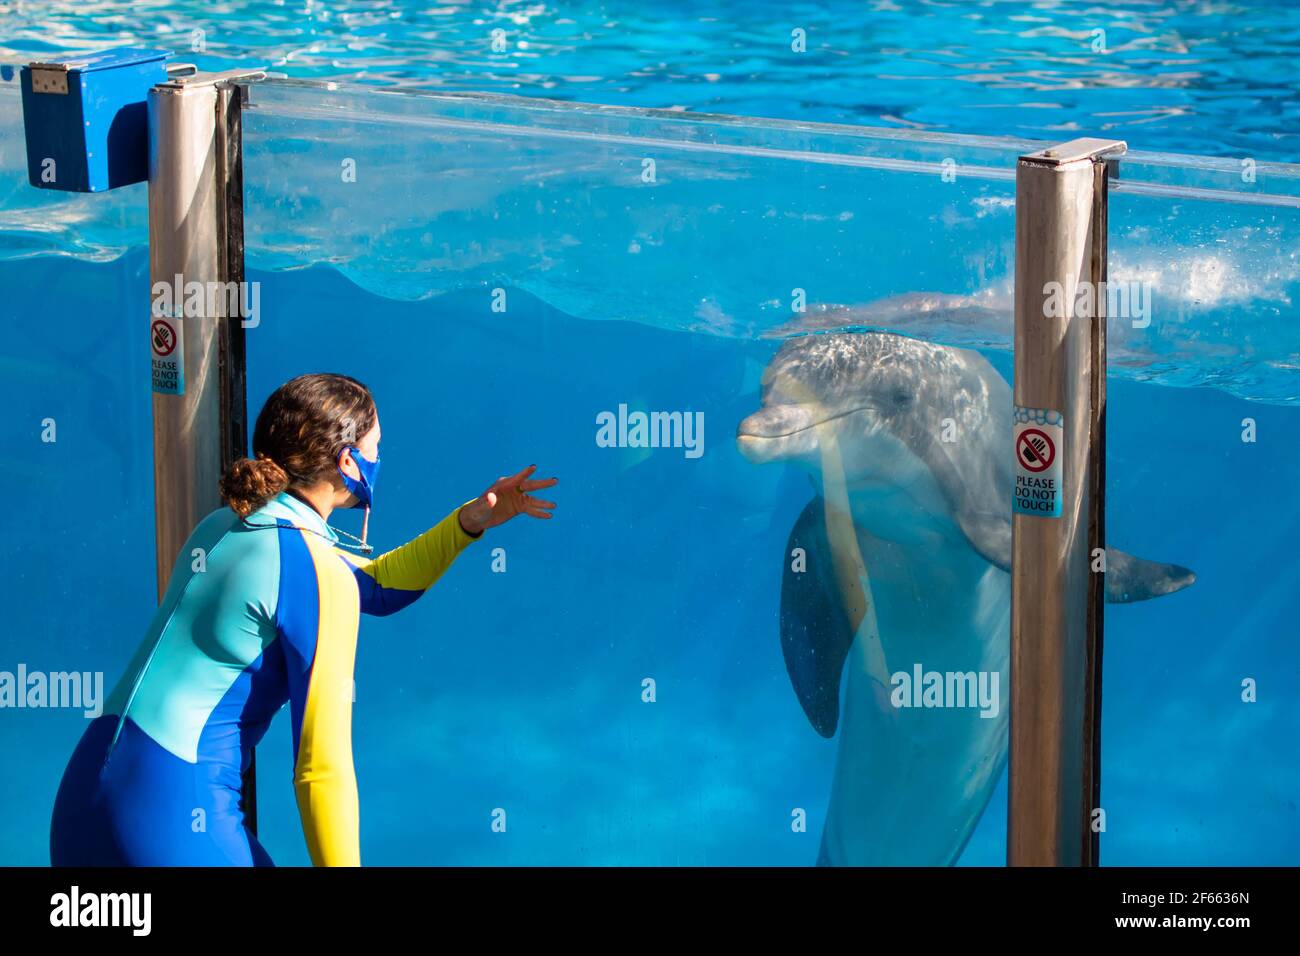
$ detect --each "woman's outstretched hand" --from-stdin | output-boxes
[458,465,558,536]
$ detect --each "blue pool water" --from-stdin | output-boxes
[3,249,1297,865]
[2,0,1299,160]
[0,2,1298,865]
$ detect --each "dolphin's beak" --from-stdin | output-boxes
[736,404,819,463]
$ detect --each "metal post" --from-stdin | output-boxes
[148,68,261,830]
[1008,137,1125,867]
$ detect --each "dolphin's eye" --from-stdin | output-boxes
[893,389,912,406]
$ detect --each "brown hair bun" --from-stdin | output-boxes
[220,455,290,518]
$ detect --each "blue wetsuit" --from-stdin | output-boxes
[50,491,476,866]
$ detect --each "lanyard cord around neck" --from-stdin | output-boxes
[283,487,374,554]
[240,516,375,555]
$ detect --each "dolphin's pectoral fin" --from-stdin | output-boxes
[953,509,1013,572]
[905,426,1016,572]
[780,497,856,738]
[1104,548,1196,603]
[953,519,1195,603]
[952,510,1196,604]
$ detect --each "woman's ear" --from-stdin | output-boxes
[337,447,361,482]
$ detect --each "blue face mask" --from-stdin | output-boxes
[338,446,380,509]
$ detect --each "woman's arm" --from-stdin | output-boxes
[338,503,481,616]
[338,465,558,617]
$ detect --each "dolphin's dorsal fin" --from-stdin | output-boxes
[780,497,858,738]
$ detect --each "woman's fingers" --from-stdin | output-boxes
[480,467,557,523]
[519,477,558,492]
[492,466,558,499]
[497,464,537,488]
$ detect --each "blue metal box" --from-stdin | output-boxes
[20,47,171,193]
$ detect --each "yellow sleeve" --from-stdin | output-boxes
[337,501,481,616]
[291,533,362,866]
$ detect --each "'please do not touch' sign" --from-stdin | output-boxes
[1012,405,1063,518]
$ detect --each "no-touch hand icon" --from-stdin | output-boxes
[151,319,176,357]
[1016,428,1055,473]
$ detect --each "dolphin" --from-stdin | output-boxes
[736,331,1195,866]
[762,290,1012,344]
